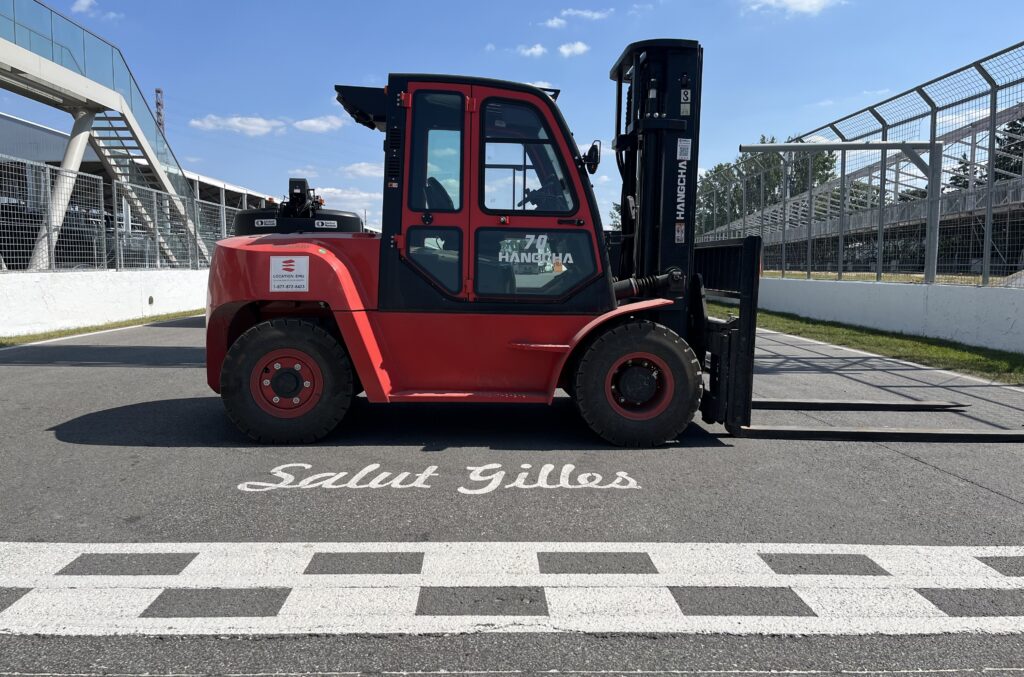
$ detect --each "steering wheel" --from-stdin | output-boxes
[424,177,454,211]
[517,174,564,209]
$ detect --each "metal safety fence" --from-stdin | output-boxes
[1,153,239,272]
[697,41,1024,289]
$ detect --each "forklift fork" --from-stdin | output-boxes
[692,236,1024,444]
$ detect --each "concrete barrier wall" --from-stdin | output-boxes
[758,278,1024,354]
[0,270,208,337]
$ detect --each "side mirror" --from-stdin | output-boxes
[584,140,601,175]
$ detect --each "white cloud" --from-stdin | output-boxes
[561,8,614,19]
[527,81,553,89]
[743,0,841,15]
[288,166,319,178]
[862,88,891,97]
[628,3,653,14]
[544,17,567,27]
[318,187,384,228]
[70,0,121,19]
[559,41,590,58]
[183,156,202,165]
[188,114,286,137]
[340,161,384,178]
[484,43,496,52]
[812,98,835,107]
[293,115,346,133]
[517,44,547,57]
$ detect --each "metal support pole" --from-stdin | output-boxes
[741,173,748,236]
[781,153,790,278]
[876,128,888,281]
[113,186,123,269]
[924,141,944,284]
[29,109,97,270]
[838,150,848,280]
[807,152,815,279]
[153,191,161,270]
[759,167,766,242]
[982,88,998,285]
[219,185,227,238]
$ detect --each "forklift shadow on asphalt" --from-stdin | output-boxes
[49,396,728,451]
[0,345,205,368]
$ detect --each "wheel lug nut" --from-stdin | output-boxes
[303,381,311,388]
[274,363,281,370]
[292,397,300,404]
[272,396,280,403]
[262,379,270,386]
[294,363,301,370]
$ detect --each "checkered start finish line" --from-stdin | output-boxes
[1,542,1023,635]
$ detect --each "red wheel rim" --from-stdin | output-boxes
[604,351,675,421]
[249,348,324,419]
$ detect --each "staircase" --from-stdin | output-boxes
[89,112,211,267]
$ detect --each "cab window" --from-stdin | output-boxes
[481,100,576,214]
[409,91,463,211]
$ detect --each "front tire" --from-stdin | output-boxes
[574,320,702,447]
[220,319,354,444]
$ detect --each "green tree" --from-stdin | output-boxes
[609,202,621,230]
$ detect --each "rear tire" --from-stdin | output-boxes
[574,320,702,447]
[220,319,353,444]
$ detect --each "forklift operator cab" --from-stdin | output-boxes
[371,78,612,310]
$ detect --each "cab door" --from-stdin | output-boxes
[467,86,605,306]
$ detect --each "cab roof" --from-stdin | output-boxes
[335,75,560,132]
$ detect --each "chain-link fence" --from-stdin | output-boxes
[1,153,240,273]
[697,41,1024,289]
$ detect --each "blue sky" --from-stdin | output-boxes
[3,0,1022,226]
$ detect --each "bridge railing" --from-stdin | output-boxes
[0,0,194,199]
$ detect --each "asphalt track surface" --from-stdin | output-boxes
[1,316,1023,674]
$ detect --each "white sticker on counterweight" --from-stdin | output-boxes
[270,256,309,292]
[676,138,692,161]
[314,220,338,229]
[254,218,277,228]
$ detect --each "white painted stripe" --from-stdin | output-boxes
[1,542,1023,636]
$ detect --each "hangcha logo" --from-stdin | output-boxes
[281,259,296,272]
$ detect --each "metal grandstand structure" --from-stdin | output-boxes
[697,41,1024,288]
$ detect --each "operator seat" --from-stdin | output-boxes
[424,177,454,211]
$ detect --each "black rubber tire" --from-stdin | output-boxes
[574,320,702,447]
[220,319,354,444]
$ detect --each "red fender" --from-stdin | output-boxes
[206,234,386,398]
[543,298,674,402]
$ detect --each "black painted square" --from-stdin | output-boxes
[304,552,424,575]
[0,588,31,614]
[140,588,291,618]
[916,588,1024,617]
[977,556,1024,577]
[669,586,816,617]
[760,553,889,576]
[57,553,197,576]
[416,587,548,616]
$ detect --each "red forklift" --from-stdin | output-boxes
[206,39,1024,446]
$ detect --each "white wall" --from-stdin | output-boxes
[758,278,1024,354]
[0,270,208,337]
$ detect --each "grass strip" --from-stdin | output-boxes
[706,301,1024,385]
[0,309,204,348]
